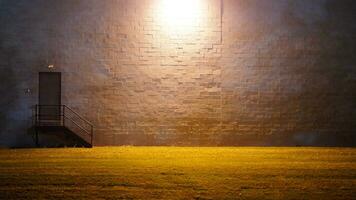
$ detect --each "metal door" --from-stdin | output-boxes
[39,72,61,122]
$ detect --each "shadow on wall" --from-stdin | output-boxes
[0,0,57,147]
[0,40,19,147]
[220,132,356,147]
[296,0,356,138]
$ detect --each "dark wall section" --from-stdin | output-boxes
[221,0,356,146]
[0,0,47,146]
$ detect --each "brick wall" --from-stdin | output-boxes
[0,0,355,147]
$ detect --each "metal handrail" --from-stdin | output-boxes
[34,104,94,146]
[63,115,91,135]
[63,105,94,126]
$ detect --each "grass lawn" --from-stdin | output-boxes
[0,147,355,199]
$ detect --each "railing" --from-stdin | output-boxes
[33,105,94,146]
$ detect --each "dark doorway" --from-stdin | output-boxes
[39,72,61,122]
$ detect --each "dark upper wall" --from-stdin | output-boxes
[0,0,52,146]
[0,0,355,147]
[221,0,356,146]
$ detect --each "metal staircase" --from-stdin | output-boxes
[31,105,94,148]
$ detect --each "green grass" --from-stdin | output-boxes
[0,147,355,199]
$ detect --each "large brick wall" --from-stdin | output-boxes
[0,0,355,147]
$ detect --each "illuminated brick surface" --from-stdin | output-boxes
[0,0,355,146]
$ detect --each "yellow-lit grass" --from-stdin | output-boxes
[0,147,355,199]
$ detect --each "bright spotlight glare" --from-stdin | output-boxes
[158,0,202,34]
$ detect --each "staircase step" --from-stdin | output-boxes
[31,125,92,148]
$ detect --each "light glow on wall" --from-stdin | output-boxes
[157,0,203,35]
